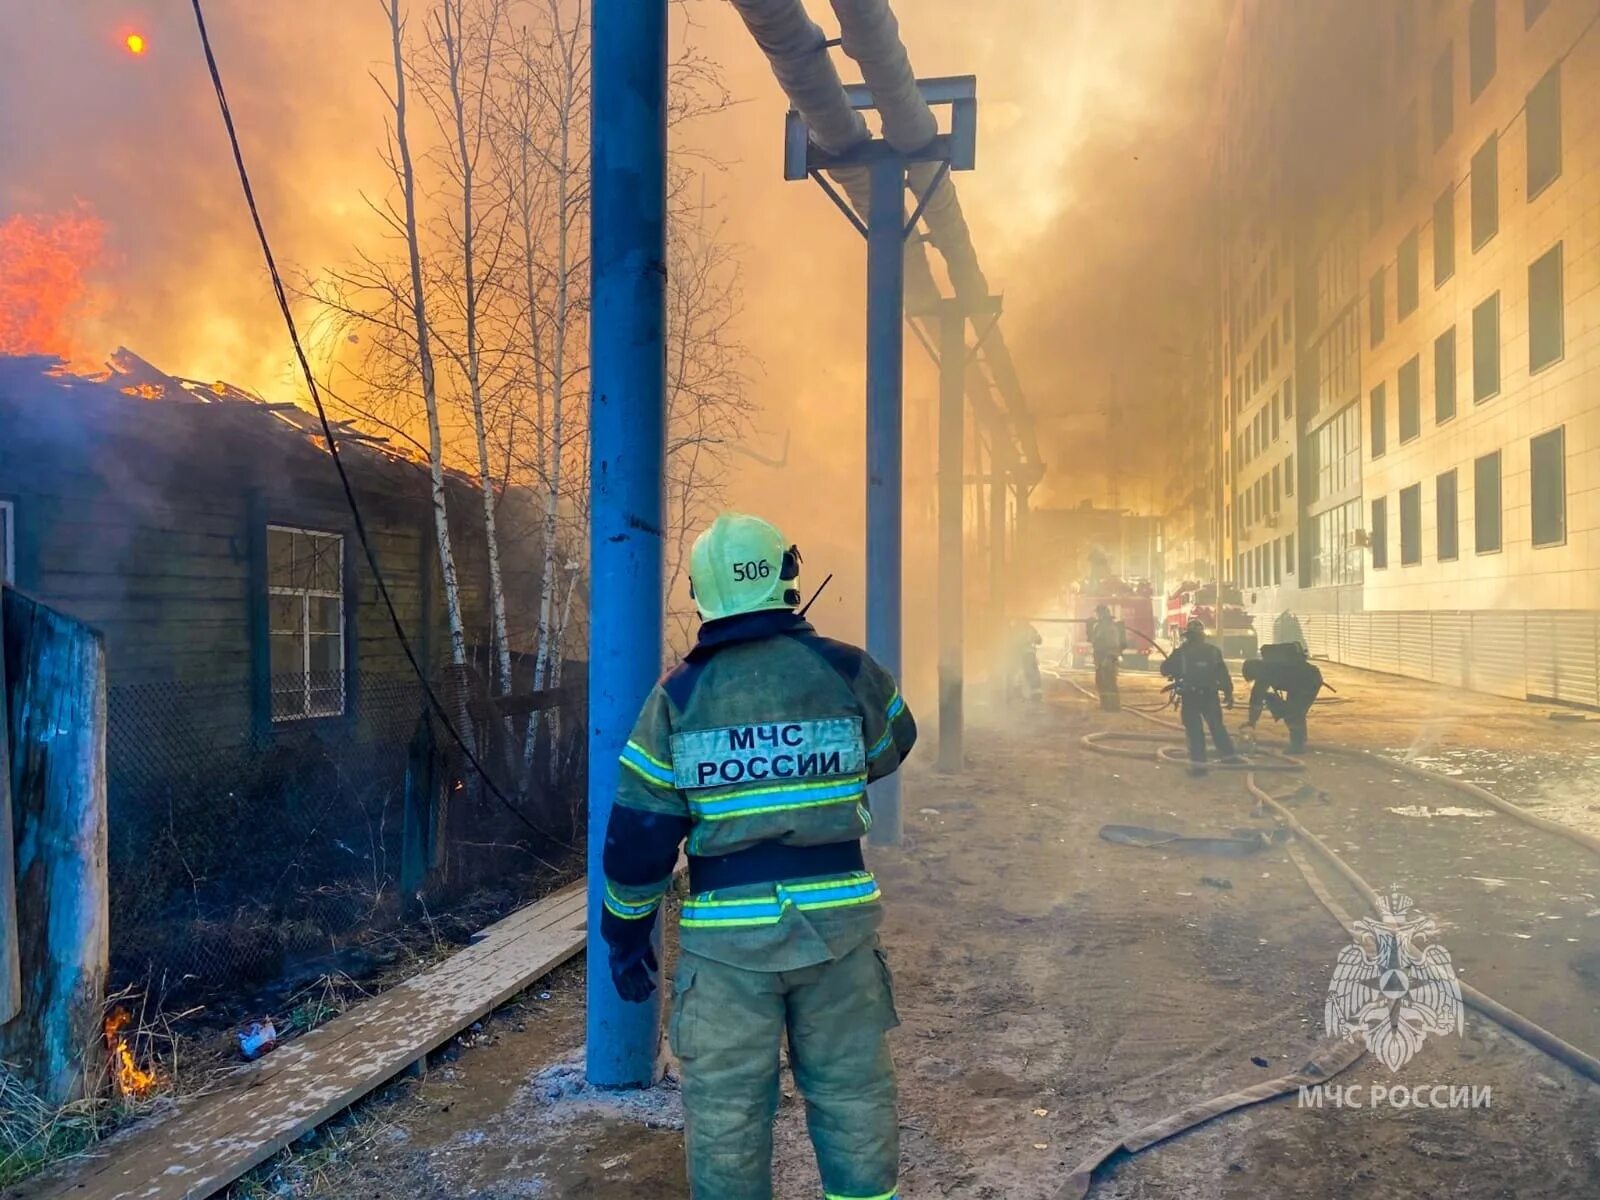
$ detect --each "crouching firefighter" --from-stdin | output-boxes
[600,512,917,1200]
[1160,618,1237,774]
[1086,604,1127,712]
[1242,643,1325,754]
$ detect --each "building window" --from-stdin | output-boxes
[1431,45,1454,150]
[267,525,346,722]
[1270,320,1280,368]
[1434,327,1457,423]
[1397,229,1419,319]
[1369,269,1386,346]
[1474,451,1502,553]
[1372,496,1389,570]
[1284,375,1294,417]
[1471,135,1498,250]
[1434,188,1455,285]
[1395,102,1419,197]
[1398,356,1421,443]
[1370,383,1388,458]
[1273,464,1282,511]
[1400,484,1422,565]
[1437,469,1460,561]
[1310,402,1361,503]
[1469,0,1496,100]
[1529,242,1564,373]
[1473,292,1501,402]
[1525,0,1550,27]
[0,499,13,587]
[1272,401,1281,443]
[1283,300,1293,343]
[1531,426,1566,547]
[1285,452,1295,496]
[1273,538,1283,586]
[1286,531,1296,574]
[1527,65,1562,199]
[1308,498,1363,587]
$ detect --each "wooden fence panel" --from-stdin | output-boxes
[0,589,109,1105]
[0,591,19,1026]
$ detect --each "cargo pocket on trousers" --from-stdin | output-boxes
[668,962,698,1059]
[872,946,901,1031]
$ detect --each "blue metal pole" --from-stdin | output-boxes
[865,153,905,846]
[586,0,667,1089]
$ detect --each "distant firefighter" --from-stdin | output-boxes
[1008,621,1043,701]
[1160,619,1236,773]
[1086,604,1127,711]
[1242,643,1325,754]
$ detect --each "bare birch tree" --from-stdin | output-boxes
[379,0,471,677]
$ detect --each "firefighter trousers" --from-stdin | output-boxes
[670,937,900,1200]
[1093,656,1120,710]
[1181,692,1235,762]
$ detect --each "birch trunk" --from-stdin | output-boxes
[440,0,514,699]
[387,0,468,676]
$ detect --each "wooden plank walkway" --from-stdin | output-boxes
[9,881,588,1200]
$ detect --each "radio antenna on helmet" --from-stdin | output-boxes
[798,574,834,618]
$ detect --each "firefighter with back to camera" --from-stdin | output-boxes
[1160,618,1237,774]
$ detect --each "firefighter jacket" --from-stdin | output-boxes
[1247,659,1325,723]
[1088,618,1127,661]
[1162,639,1234,704]
[600,609,917,972]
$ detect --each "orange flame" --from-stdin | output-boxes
[104,1010,158,1098]
[0,208,107,361]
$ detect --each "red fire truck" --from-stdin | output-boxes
[1165,581,1258,658]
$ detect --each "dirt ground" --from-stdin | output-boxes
[243,662,1600,1199]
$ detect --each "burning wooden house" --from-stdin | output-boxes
[0,350,579,995]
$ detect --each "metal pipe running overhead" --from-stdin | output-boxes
[728,0,1037,480]
[826,0,1040,480]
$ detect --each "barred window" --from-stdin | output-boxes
[267,526,346,721]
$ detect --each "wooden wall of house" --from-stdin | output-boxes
[0,377,540,756]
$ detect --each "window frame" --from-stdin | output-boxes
[1369,269,1386,347]
[1398,355,1422,443]
[1474,451,1503,555]
[1527,63,1562,199]
[1399,483,1422,566]
[1371,496,1389,570]
[1471,134,1499,251]
[1528,241,1564,375]
[1397,229,1420,319]
[1433,187,1456,286]
[266,524,348,724]
[1530,425,1566,549]
[1431,44,1454,151]
[1436,469,1460,562]
[1434,326,1457,424]
[1370,383,1388,459]
[1469,0,1497,101]
[1473,291,1501,404]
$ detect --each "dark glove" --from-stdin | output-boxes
[610,940,659,1004]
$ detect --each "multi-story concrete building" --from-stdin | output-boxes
[1197,0,1600,703]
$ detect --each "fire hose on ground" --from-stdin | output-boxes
[1055,670,1600,1197]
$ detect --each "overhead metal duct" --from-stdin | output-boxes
[826,0,1041,479]
[728,0,1037,480]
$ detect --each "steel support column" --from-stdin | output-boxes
[864,152,906,843]
[586,0,667,1089]
[935,302,965,773]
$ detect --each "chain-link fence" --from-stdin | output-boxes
[104,669,585,1002]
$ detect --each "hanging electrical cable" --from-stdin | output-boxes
[188,0,574,852]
